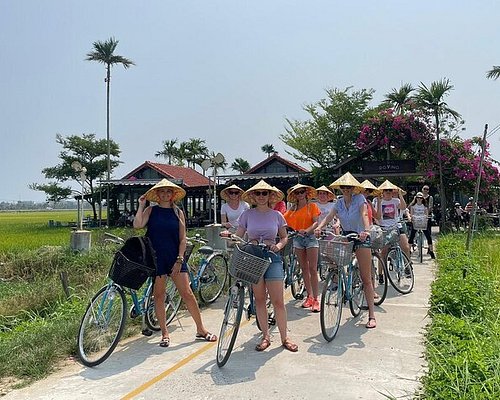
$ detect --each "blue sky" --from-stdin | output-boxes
[1,1,500,202]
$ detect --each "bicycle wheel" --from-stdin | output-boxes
[386,248,414,294]
[77,284,126,367]
[216,285,245,367]
[198,253,228,304]
[145,278,182,331]
[320,269,344,342]
[417,231,423,264]
[369,252,388,307]
[290,257,305,300]
[348,261,364,317]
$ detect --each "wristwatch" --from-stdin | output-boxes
[176,255,184,263]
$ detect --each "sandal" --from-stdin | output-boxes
[159,336,170,347]
[366,317,377,329]
[195,332,217,342]
[255,338,271,351]
[282,338,298,352]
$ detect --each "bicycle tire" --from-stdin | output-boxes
[290,257,305,300]
[386,248,415,294]
[320,269,344,342]
[216,285,245,367]
[198,253,228,304]
[77,284,126,367]
[418,231,423,264]
[145,278,182,331]
[348,261,364,317]
[368,252,388,308]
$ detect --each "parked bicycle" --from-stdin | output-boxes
[185,234,228,304]
[76,233,181,367]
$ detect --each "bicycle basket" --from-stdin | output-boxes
[229,244,271,284]
[108,236,156,290]
[382,227,399,246]
[108,251,156,290]
[369,225,384,250]
[412,216,427,230]
[320,237,354,266]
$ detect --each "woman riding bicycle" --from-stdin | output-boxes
[231,180,298,352]
[314,172,377,329]
[407,192,435,259]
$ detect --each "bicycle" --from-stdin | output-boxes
[318,233,366,342]
[76,233,181,367]
[216,235,273,367]
[409,216,428,264]
[185,234,228,304]
[281,229,305,299]
[383,228,415,294]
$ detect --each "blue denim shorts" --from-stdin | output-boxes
[263,252,284,282]
[293,233,319,250]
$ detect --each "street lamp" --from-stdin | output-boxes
[71,161,87,230]
[201,152,225,224]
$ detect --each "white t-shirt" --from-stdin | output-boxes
[317,201,336,224]
[411,203,427,217]
[373,198,401,228]
[220,201,249,228]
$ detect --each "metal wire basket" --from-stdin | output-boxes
[229,244,271,284]
[319,237,354,266]
[108,251,155,290]
[383,227,400,247]
[412,216,428,230]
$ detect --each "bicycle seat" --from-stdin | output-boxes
[198,245,215,255]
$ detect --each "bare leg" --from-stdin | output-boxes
[295,248,312,298]
[153,275,169,339]
[252,279,270,341]
[356,247,376,325]
[305,247,319,299]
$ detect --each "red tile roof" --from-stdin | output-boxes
[123,161,211,188]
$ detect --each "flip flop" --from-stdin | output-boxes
[195,332,217,342]
[159,337,170,347]
[366,317,377,329]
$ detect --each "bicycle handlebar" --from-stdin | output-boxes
[104,232,125,244]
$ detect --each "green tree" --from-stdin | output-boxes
[31,134,120,220]
[86,37,134,224]
[486,65,500,80]
[382,83,415,114]
[155,138,179,164]
[179,138,209,170]
[281,87,374,172]
[231,158,251,174]
[415,79,461,224]
[261,144,276,157]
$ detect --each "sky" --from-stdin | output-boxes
[1,1,500,202]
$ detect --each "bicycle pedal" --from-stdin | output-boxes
[268,317,276,326]
[141,329,153,337]
[129,305,139,319]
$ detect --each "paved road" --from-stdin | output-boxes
[4,248,434,400]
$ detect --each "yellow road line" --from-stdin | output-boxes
[122,289,295,399]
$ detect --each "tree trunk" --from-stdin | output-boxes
[106,64,111,227]
[435,111,447,230]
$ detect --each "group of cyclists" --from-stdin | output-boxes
[134,174,435,352]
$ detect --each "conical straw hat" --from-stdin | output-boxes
[269,186,285,202]
[220,184,244,201]
[286,183,317,203]
[360,179,382,197]
[377,180,399,191]
[329,172,363,194]
[316,185,336,201]
[144,179,186,203]
[241,180,281,205]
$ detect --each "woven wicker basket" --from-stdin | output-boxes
[229,245,271,284]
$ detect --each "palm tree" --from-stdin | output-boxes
[180,138,209,170]
[261,144,276,157]
[155,139,179,164]
[486,66,500,80]
[86,37,134,225]
[415,78,461,226]
[383,83,415,114]
[231,158,251,174]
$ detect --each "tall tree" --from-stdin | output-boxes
[415,79,461,226]
[231,158,251,174]
[155,138,179,164]
[86,37,134,225]
[486,66,500,80]
[179,138,209,170]
[261,144,276,157]
[31,133,120,220]
[382,83,415,114]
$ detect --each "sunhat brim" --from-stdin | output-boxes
[328,172,363,194]
[144,179,186,203]
[316,185,335,201]
[220,184,244,201]
[241,180,281,206]
[287,184,317,203]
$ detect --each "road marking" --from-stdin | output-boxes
[121,318,251,400]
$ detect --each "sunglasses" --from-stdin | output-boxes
[423,188,429,191]
[339,185,353,190]
[383,189,393,192]
[228,191,240,195]
[254,190,269,196]
[295,189,306,195]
